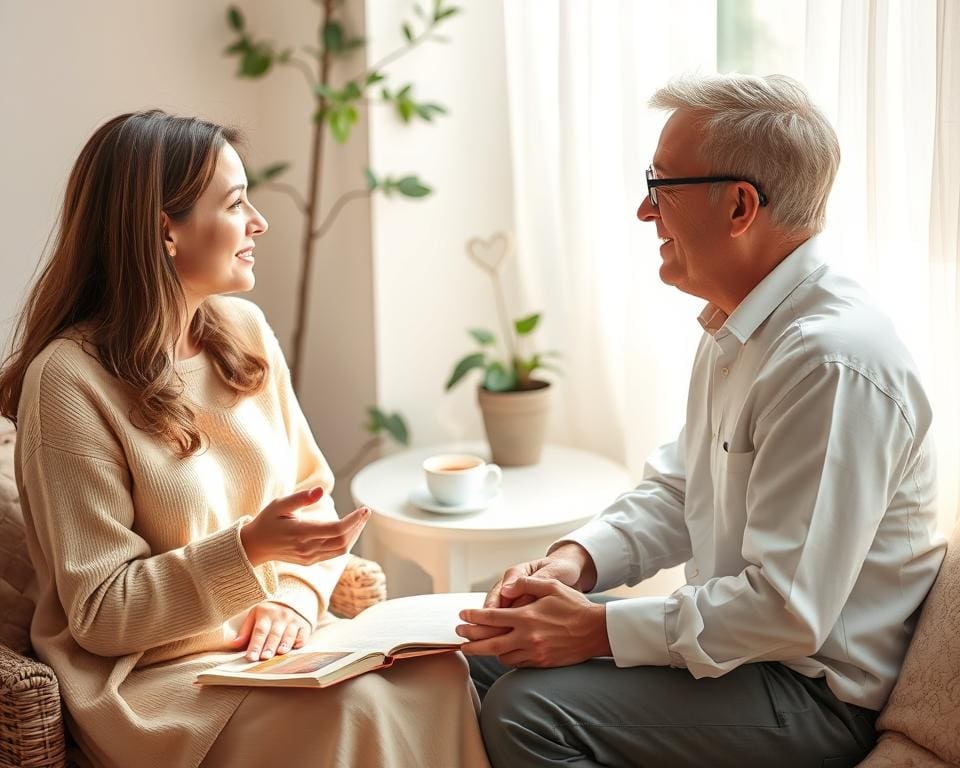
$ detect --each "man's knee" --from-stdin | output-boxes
[480,669,566,766]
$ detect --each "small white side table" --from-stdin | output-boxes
[351,442,630,594]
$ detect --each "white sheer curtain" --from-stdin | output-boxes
[502,0,717,479]
[503,0,959,533]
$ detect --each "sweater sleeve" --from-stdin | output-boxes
[20,444,269,657]
[257,310,347,626]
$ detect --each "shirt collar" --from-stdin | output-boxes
[697,235,826,344]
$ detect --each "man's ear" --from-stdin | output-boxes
[729,184,761,238]
[160,211,177,257]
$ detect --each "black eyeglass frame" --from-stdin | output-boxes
[645,166,769,208]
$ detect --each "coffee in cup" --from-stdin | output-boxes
[422,454,502,506]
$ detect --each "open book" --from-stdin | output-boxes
[196,592,485,688]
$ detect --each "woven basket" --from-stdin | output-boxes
[329,555,387,618]
[0,643,67,768]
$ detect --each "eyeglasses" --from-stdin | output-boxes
[645,165,768,208]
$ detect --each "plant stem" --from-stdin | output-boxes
[359,25,434,84]
[332,435,383,479]
[285,55,319,88]
[312,189,370,240]
[291,0,335,390]
[492,271,517,362]
[260,180,308,214]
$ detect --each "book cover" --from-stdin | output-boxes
[196,592,485,688]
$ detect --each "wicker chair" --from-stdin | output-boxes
[0,554,387,768]
[0,428,387,768]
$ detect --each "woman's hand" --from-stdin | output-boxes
[240,487,370,567]
[228,601,311,662]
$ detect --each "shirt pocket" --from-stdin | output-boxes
[714,446,756,547]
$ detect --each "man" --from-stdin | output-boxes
[457,73,946,767]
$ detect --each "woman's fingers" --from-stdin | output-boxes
[292,625,307,649]
[277,621,301,656]
[229,609,256,648]
[259,622,287,660]
[245,616,274,661]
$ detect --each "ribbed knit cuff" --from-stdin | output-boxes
[269,575,322,631]
[186,519,267,618]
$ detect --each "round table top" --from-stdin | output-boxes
[350,442,631,538]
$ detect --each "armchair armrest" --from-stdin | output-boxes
[0,641,67,768]
[329,554,387,618]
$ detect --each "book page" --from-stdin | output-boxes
[305,592,485,655]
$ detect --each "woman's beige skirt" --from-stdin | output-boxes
[201,652,491,768]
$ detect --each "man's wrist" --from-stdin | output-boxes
[548,541,599,592]
[590,601,612,657]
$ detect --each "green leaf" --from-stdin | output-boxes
[227,6,245,32]
[398,99,415,123]
[446,352,486,390]
[514,313,541,335]
[483,362,517,392]
[380,87,391,101]
[365,406,386,433]
[260,162,289,181]
[314,83,337,100]
[323,21,345,52]
[382,413,410,445]
[343,81,362,100]
[417,103,447,121]
[402,23,414,43]
[366,71,385,86]
[397,84,413,99]
[469,328,496,346]
[396,176,432,197]
[224,38,249,55]
[277,48,293,64]
[239,47,272,77]
[343,37,366,51]
[329,109,350,143]
[435,7,461,21]
[364,168,378,190]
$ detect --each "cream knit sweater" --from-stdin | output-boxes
[15,296,346,768]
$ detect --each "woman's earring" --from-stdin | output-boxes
[168,248,176,259]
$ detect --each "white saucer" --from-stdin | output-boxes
[408,486,501,515]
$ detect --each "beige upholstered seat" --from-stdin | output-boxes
[858,520,959,767]
[0,430,387,768]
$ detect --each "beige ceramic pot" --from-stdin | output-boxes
[476,380,552,466]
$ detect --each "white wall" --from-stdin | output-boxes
[0,0,516,519]
[0,0,380,513]
[366,0,516,450]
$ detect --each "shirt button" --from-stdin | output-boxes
[720,367,729,377]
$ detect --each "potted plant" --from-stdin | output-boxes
[445,233,559,466]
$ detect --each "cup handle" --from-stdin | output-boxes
[485,464,503,491]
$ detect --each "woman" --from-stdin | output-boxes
[0,111,489,768]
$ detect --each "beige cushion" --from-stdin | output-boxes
[859,522,959,767]
[0,431,35,655]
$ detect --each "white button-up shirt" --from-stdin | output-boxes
[564,236,945,711]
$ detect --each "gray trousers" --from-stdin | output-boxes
[469,655,878,768]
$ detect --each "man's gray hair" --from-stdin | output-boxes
[650,74,840,234]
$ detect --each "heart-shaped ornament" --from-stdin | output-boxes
[466,232,513,275]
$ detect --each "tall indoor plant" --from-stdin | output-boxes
[223,0,461,468]
[445,233,559,466]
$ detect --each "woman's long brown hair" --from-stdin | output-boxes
[0,110,268,457]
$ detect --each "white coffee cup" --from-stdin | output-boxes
[422,454,502,506]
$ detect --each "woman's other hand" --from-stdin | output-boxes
[228,601,310,662]
[239,487,370,567]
